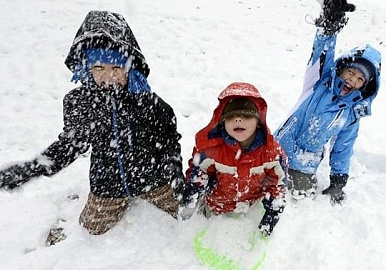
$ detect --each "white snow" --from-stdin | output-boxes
[1,0,386,269]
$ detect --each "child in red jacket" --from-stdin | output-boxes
[181,82,287,237]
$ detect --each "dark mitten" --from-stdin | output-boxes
[182,181,205,208]
[315,0,356,35]
[0,160,46,190]
[176,181,206,220]
[258,209,280,237]
[322,174,348,204]
[258,197,285,237]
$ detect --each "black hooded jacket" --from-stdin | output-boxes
[0,11,183,198]
[65,10,150,77]
[42,86,183,198]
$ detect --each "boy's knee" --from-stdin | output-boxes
[141,184,180,219]
[79,192,131,235]
[288,169,317,199]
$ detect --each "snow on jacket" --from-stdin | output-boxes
[40,86,183,198]
[65,10,150,78]
[274,30,382,175]
[186,82,287,214]
[2,11,184,197]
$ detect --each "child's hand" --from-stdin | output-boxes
[315,0,356,35]
[258,209,280,237]
[0,160,44,190]
[0,164,29,189]
[258,197,285,237]
[182,176,207,206]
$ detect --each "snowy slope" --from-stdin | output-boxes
[0,0,385,269]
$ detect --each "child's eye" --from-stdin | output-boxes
[92,66,104,71]
[113,66,123,71]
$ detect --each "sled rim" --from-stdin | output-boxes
[193,228,268,270]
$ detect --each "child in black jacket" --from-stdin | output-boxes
[0,10,184,235]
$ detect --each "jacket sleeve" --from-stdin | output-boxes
[263,166,286,200]
[283,30,338,119]
[39,89,91,175]
[262,146,287,200]
[0,89,91,189]
[329,121,359,175]
[301,30,337,97]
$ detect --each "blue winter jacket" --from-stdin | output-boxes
[274,30,381,175]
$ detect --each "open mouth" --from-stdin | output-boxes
[101,82,125,91]
[233,127,245,132]
[344,85,353,91]
[342,83,354,94]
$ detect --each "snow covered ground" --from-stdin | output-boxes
[1,0,386,269]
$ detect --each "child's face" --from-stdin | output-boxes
[339,67,366,96]
[91,63,128,90]
[224,114,259,149]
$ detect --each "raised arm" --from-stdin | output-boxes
[301,0,356,97]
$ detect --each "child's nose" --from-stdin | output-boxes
[350,76,363,88]
[102,71,119,82]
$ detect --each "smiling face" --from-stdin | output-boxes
[224,114,259,149]
[339,67,366,96]
[91,63,128,90]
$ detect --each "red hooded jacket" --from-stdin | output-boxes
[186,82,287,214]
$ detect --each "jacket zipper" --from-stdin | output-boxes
[111,96,131,197]
[275,117,297,139]
[327,110,344,130]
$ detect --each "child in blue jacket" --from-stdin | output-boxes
[274,0,382,204]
